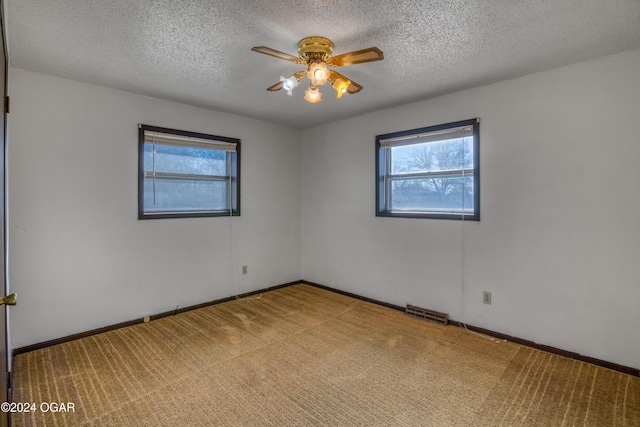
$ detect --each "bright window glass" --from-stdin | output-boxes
[139,125,240,219]
[376,119,479,220]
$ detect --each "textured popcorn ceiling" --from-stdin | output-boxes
[6,0,640,129]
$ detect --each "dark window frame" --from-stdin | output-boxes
[375,118,480,221]
[138,124,241,220]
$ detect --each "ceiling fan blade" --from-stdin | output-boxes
[329,70,363,94]
[266,81,284,91]
[327,47,384,67]
[346,79,363,94]
[251,46,303,64]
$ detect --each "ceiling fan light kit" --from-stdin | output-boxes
[333,78,350,98]
[251,36,383,104]
[304,85,322,103]
[280,75,299,95]
[307,62,330,86]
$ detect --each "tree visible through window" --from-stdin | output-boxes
[138,124,240,219]
[376,119,479,220]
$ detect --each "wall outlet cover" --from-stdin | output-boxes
[483,291,492,305]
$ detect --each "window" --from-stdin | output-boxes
[138,124,240,219]
[376,118,479,220]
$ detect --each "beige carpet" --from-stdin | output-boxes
[11,284,640,426]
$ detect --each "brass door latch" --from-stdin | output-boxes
[0,294,16,306]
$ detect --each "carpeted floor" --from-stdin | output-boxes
[11,284,640,426]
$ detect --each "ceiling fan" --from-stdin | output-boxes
[251,36,384,104]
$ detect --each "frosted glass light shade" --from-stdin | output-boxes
[280,75,299,96]
[304,86,322,103]
[332,79,350,98]
[306,62,329,86]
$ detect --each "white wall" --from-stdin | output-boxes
[300,49,640,369]
[8,68,301,349]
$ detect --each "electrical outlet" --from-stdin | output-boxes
[482,291,492,305]
[242,265,247,275]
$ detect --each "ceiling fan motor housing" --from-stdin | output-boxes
[298,37,334,63]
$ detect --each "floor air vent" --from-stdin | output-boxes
[406,305,449,325]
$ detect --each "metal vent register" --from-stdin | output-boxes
[405,305,449,325]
